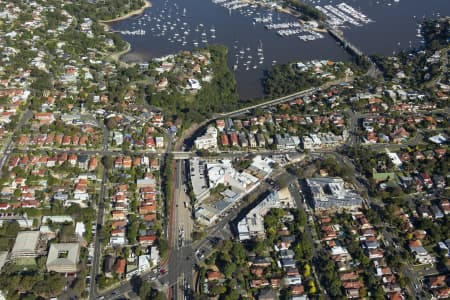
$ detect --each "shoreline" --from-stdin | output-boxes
[100,0,152,63]
[100,0,152,30]
[109,41,132,64]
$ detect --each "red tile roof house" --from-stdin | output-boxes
[54,134,63,145]
[216,120,225,131]
[141,193,156,203]
[34,112,55,125]
[250,279,269,288]
[439,200,450,215]
[8,156,19,170]
[342,281,363,290]
[429,275,446,289]
[46,157,57,168]
[139,204,156,215]
[221,134,229,146]
[122,156,132,169]
[251,267,264,278]
[140,186,154,194]
[21,200,39,208]
[115,184,129,193]
[290,285,304,295]
[285,267,299,276]
[138,235,156,245]
[230,132,238,146]
[45,133,54,145]
[390,127,410,143]
[143,214,157,222]
[150,159,159,170]
[270,278,281,289]
[434,148,446,158]
[133,157,141,167]
[433,287,450,299]
[152,115,164,127]
[146,137,155,149]
[369,249,384,259]
[72,135,80,145]
[112,220,128,228]
[68,153,77,166]
[88,157,97,171]
[115,258,126,275]
[62,135,71,146]
[113,202,128,211]
[340,272,359,281]
[112,210,126,220]
[19,156,29,167]
[114,193,127,203]
[114,157,123,169]
[207,271,223,281]
[111,228,125,237]
[17,135,28,146]
[420,173,433,189]
[79,136,88,146]
[0,203,10,210]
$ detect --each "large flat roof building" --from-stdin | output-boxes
[190,158,260,203]
[46,243,80,273]
[194,126,218,150]
[306,177,363,212]
[190,158,210,202]
[237,188,295,241]
[206,160,259,192]
[10,231,42,259]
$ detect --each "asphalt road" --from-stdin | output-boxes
[167,159,194,300]
[77,97,445,299]
[0,109,32,174]
[89,129,110,300]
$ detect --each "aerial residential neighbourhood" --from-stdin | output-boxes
[0,0,447,300]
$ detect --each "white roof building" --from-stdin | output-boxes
[138,255,151,273]
[386,150,403,168]
[206,160,259,192]
[11,231,42,259]
[237,188,295,241]
[249,155,274,178]
[190,158,210,202]
[75,222,85,239]
[46,243,80,273]
[306,177,363,212]
[331,246,349,256]
[110,236,126,245]
[194,126,218,150]
[150,246,159,267]
[41,215,73,224]
[187,78,201,90]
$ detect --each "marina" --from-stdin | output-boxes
[111,0,450,99]
[314,2,373,28]
[110,0,348,89]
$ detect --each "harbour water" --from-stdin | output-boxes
[305,0,450,55]
[110,0,450,99]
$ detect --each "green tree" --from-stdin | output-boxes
[223,262,237,278]
[210,285,226,296]
[101,155,114,170]
[138,280,151,299]
[33,273,64,298]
